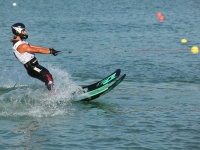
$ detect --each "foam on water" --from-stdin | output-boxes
[0,66,84,117]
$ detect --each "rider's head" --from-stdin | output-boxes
[11,23,28,39]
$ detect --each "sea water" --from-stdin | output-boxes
[0,0,200,149]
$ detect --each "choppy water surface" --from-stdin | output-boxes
[0,0,200,149]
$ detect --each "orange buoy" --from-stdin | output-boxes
[159,15,165,21]
[157,12,162,18]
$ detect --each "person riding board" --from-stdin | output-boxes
[11,22,60,93]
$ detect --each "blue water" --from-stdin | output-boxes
[0,0,200,149]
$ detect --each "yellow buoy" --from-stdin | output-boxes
[191,46,199,54]
[181,39,187,43]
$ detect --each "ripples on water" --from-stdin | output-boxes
[0,0,200,149]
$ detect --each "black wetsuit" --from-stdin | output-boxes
[24,57,53,90]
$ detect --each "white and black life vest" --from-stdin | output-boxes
[13,40,35,64]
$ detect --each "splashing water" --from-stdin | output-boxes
[0,66,84,117]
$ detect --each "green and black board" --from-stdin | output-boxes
[79,69,126,101]
[82,69,121,91]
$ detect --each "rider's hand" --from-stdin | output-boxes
[49,48,61,56]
